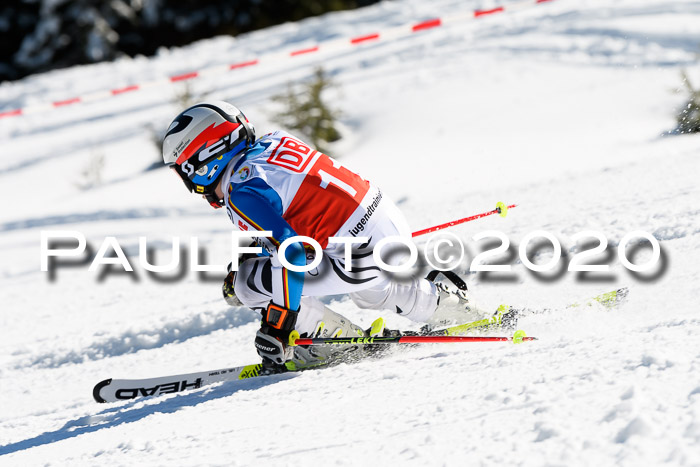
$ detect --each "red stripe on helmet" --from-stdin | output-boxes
[175,121,241,165]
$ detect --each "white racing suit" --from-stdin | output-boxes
[223,130,439,337]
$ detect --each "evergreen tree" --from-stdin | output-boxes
[272,67,342,154]
[677,70,700,134]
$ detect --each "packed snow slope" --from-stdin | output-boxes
[2,0,700,465]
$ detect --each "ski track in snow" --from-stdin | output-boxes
[2,0,700,465]
[14,306,260,370]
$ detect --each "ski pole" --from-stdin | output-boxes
[411,202,517,237]
[291,330,535,346]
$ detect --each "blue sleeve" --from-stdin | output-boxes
[227,180,305,311]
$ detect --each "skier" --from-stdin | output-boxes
[162,101,472,368]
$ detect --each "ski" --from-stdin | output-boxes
[426,287,629,336]
[92,328,533,403]
[94,345,377,403]
[94,289,625,403]
[93,362,298,403]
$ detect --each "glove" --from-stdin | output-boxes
[255,330,292,365]
[254,302,300,364]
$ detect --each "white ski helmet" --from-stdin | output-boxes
[162,100,255,208]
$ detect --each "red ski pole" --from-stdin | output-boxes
[411,202,517,237]
[292,330,534,346]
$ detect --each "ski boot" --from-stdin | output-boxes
[287,304,368,370]
[424,270,478,329]
[291,313,407,368]
[259,357,290,376]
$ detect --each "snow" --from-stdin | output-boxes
[2,0,700,464]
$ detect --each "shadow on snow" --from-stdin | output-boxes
[0,373,296,457]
